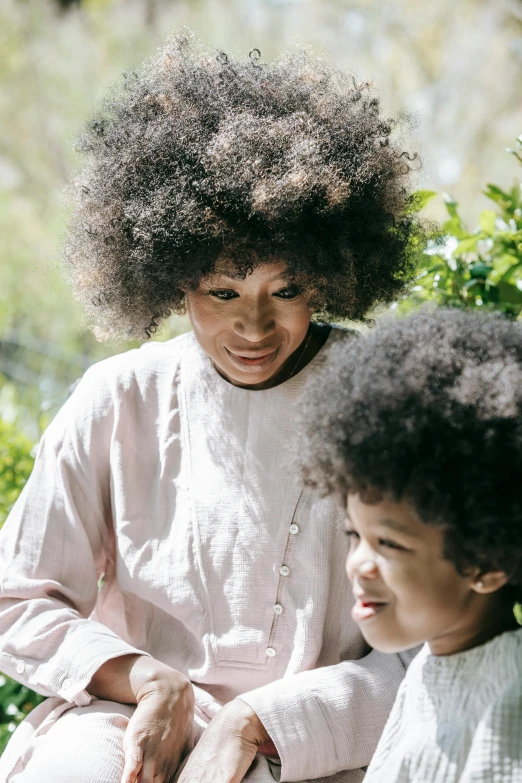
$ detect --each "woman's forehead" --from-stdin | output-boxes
[203,260,290,285]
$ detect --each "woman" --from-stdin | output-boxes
[0,34,423,783]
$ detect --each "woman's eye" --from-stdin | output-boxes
[274,285,301,300]
[208,289,238,301]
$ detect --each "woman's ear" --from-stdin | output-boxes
[471,570,510,595]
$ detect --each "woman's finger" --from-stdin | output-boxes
[121,749,143,783]
[137,756,158,783]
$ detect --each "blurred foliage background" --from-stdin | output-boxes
[1,0,522,754]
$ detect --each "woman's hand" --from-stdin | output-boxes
[88,654,195,783]
[121,667,194,783]
[177,699,275,783]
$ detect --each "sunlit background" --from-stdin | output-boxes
[1,0,522,434]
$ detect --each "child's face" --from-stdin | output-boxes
[345,493,487,655]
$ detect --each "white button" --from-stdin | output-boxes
[62,678,72,690]
[279,565,290,576]
[273,604,283,615]
[266,647,276,657]
[15,662,25,675]
[289,524,299,535]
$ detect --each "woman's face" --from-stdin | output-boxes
[185,261,313,388]
[345,493,509,656]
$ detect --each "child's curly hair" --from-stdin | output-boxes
[299,308,522,600]
[64,32,425,339]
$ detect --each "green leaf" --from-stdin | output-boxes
[511,183,522,210]
[483,183,512,208]
[497,281,522,305]
[405,190,437,214]
[442,193,460,220]
[499,261,522,281]
[442,217,467,239]
[415,262,445,280]
[462,278,483,292]
[454,235,481,254]
[479,210,497,235]
[469,263,493,279]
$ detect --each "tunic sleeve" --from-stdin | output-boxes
[0,363,149,707]
[239,647,416,782]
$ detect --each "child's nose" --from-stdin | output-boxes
[346,541,379,582]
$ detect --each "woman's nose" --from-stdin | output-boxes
[233,301,276,342]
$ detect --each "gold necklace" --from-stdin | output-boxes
[287,326,314,380]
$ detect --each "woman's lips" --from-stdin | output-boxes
[225,347,279,368]
[351,600,388,622]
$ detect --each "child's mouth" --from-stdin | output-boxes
[351,599,388,622]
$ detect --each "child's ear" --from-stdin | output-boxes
[471,570,510,594]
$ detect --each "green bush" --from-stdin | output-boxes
[0,419,44,754]
[0,419,35,528]
[404,136,522,316]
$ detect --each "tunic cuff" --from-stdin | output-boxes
[238,677,338,782]
[11,620,150,707]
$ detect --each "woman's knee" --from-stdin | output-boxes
[10,700,135,783]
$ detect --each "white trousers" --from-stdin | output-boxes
[0,698,365,783]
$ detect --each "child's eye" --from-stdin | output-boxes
[344,529,360,541]
[208,289,238,301]
[273,285,301,300]
[378,538,410,552]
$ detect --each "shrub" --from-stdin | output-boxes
[404,135,522,316]
[0,419,35,528]
[0,419,43,754]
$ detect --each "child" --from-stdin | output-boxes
[299,308,522,783]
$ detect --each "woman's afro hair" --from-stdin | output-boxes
[299,308,522,597]
[64,32,425,339]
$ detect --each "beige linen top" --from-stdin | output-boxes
[0,328,411,781]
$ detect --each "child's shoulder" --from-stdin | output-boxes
[462,635,522,782]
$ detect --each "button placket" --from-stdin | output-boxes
[267,503,303,662]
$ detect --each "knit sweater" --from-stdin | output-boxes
[364,628,522,783]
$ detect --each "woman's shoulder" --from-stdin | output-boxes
[82,330,195,388]
[58,332,197,423]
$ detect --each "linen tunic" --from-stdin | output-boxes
[364,628,522,783]
[0,328,411,782]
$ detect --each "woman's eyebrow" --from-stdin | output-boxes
[219,273,289,284]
